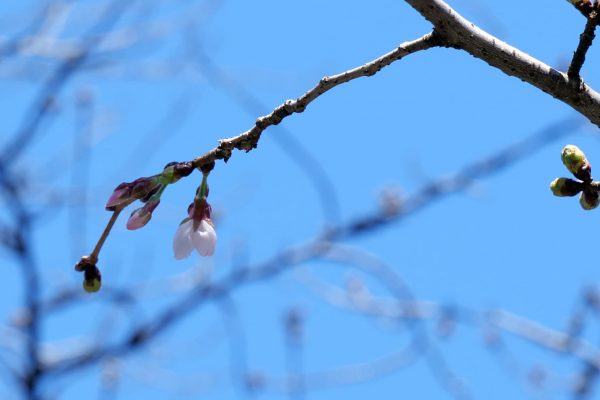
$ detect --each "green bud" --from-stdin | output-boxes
[83,278,102,293]
[561,145,592,182]
[161,162,194,184]
[161,164,178,184]
[549,177,583,197]
[580,190,600,210]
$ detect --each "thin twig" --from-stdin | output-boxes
[188,32,440,170]
[78,32,439,264]
[568,14,599,81]
[187,40,342,224]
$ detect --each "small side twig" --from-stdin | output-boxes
[568,11,600,82]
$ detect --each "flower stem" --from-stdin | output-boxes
[90,207,123,261]
[191,173,209,230]
[197,173,208,201]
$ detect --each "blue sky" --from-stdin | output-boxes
[1,0,600,399]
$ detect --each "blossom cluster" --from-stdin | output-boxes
[75,162,217,293]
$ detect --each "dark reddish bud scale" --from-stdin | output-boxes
[83,265,102,293]
[76,256,102,293]
[174,162,194,178]
[83,264,102,283]
[199,161,215,175]
[74,255,97,272]
[202,203,212,220]
[575,163,593,183]
[188,201,212,221]
[580,189,600,210]
[162,162,194,183]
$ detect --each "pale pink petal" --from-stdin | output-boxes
[173,219,194,260]
[105,184,130,210]
[126,199,159,230]
[126,208,150,230]
[190,220,217,256]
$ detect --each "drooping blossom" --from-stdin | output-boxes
[173,217,217,259]
[173,173,216,259]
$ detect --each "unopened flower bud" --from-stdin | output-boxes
[580,190,600,210]
[83,278,101,293]
[82,264,102,293]
[562,145,592,182]
[105,183,130,210]
[126,198,160,230]
[105,176,162,211]
[549,178,583,197]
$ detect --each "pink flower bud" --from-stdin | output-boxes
[105,182,131,210]
[105,176,162,211]
[126,199,160,230]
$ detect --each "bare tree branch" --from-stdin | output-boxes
[404,0,600,127]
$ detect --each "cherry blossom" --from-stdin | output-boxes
[173,218,217,259]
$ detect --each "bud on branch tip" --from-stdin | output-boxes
[552,144,599,211]
[561,144,592,182]
[550,178,582,197]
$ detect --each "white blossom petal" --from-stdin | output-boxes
[173,219,194,260]
[190,220,217,256]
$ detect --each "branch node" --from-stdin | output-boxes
[283,99,296,113]
[272,106,291,125]
[255,116,269,129]
[216,145,233,162]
